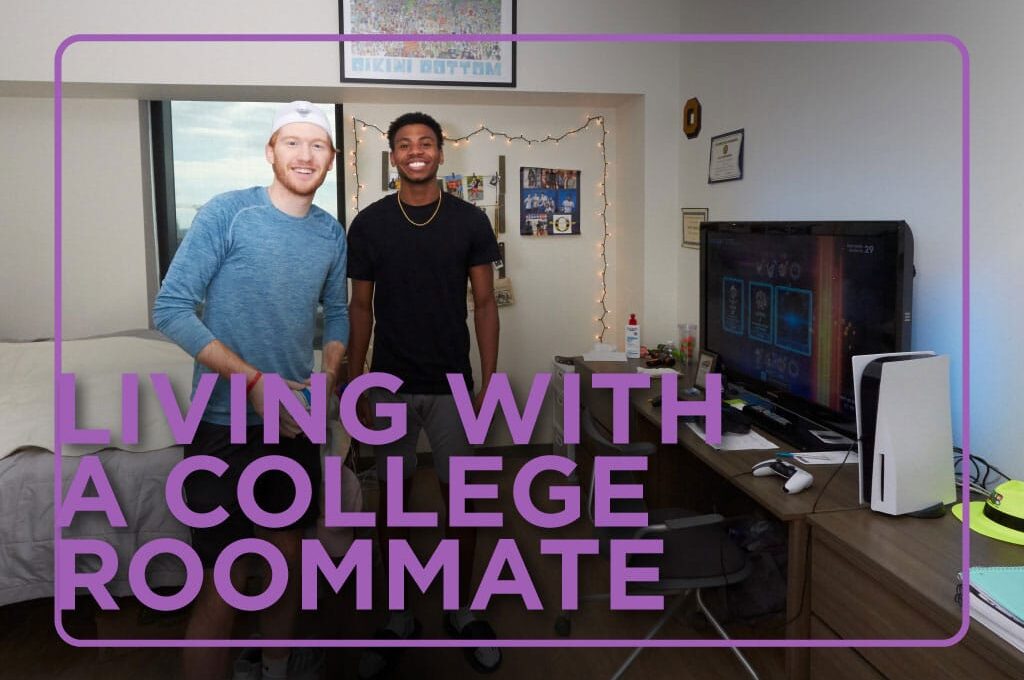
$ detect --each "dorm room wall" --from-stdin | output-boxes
[673,0,1023,479]
[0,97,152,340]
[4,1,1019,469]
[0,0,684,448]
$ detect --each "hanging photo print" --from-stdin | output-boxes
[466,174,485,202]
[520,167,581,236]
[444,173,465,198]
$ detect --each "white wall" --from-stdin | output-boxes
[0,97,55,340]
[0,97,152,340]
[0,0,683,447]
[8,0,1015,476]
[674,0,1022,479]
[678,39,961,419]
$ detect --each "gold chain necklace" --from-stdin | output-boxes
[397,191,442,227]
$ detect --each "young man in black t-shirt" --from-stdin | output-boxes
[347,112,501,677]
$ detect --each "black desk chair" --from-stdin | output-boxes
[558,408,759,680]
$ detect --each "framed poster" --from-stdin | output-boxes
[340,0,517,86]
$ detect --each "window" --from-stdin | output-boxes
[151,100,343,279]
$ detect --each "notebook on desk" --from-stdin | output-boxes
[959,566,1024,652]
[971,566,1024,624]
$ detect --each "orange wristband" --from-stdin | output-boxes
[245,371,263,394]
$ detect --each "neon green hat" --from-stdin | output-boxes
[952,479,1024,546]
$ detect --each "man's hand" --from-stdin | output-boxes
[248,376,310,439]
[356,392,373,428]
[473,374,492,414]
[280,378,312,438]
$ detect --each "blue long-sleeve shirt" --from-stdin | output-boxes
[153,186,349,425]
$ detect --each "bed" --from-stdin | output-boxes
[0,331,357,607]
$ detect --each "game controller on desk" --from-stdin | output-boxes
[751,458,814,494]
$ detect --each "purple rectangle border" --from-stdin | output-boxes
[53,32,971,649]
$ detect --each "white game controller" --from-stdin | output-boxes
[752,459,814,494]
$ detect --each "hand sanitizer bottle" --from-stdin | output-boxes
[625,313,641,358]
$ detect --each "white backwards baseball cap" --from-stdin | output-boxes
[270,101,333,144]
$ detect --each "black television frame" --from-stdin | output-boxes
[698,220,915,436]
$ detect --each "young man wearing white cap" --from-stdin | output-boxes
[153,101,348,680]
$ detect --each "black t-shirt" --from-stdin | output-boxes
[347,192,500,393]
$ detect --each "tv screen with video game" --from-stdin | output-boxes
[700,220,914,436]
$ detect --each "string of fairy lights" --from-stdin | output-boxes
[347,115,612,343]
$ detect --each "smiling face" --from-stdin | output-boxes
[265,122,335,198]
[390,123,444,186]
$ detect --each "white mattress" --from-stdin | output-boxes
[0,334,357,606]
[0,446,189,606]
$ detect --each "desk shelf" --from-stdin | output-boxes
[809,510,1024,679]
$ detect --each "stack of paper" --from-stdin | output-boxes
[967,566,1024,653]
[582,342,626,362]
[636,366,680,376]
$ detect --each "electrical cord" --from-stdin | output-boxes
[785,440,855,627]
[768,443,857,629]
[953,449,1011,492]
[782,529,814,629]
[810,442,855,514]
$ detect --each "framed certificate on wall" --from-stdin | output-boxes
[682,208,708,248]
[708,129,744,183]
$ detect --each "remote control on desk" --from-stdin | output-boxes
[752,459,814,494]
[741,403,851,451]
[743,403,792,428]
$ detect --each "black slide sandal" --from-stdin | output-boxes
[444,613,502,674]
[358,617,422,680]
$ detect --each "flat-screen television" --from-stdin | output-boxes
[699,221,914,437]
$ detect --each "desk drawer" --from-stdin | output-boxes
[551,372,565,398]
[552,358,574,395]
[811,534,1015,680]
[810,616,885,680]
[551,420,575,463]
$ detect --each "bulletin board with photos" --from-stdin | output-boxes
[519,167,581,236]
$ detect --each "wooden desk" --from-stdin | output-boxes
[576,359,862,680]
[808,510,1024,679]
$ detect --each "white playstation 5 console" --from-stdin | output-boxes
[852,352,956,516]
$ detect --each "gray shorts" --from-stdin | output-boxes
[370,390,473,483]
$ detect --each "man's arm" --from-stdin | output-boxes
[193,339,258,381]
[152,205,226,358]
[320,230,350,398]
[194,339,308,436]
[347,280,375,426]
[469,263,499,402]
[321,340,346,398]
[347,280,375,382]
